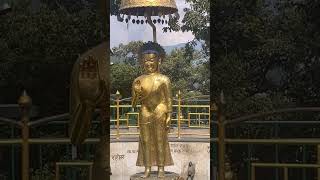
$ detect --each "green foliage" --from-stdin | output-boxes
[111,41,144,65]
[0,3,104,115]
[211,1,320,178]
[111,41,209,98]
[182,0,210,54]
[111,63,140,97]
[110,0,121,15]
[30,164,54,180]
[211,0,320,114]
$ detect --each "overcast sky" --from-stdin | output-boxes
[110,0,195,48]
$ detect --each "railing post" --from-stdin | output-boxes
[89,164,93,180]
[116,90,121,139]
[251,165,255,180]
[318,144,320,180]
[177,90,181,138]
[283,167,288,180]
[218,91,226,180]
[18,91,32,180]
[10,125,15,180]
[55,164,60,180]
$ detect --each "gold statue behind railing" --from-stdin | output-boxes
[131,41,174,178]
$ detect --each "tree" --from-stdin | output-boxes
[181,0,210,54]
[211,0,320,179]
[0,2,104,116]
[110,63,140,97]
[110,41,209,98]
[111,41,144,65]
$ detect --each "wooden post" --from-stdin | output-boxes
[18,91,32,180]
[218,91,226,180]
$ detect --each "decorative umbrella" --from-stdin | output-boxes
[118,0,179,42]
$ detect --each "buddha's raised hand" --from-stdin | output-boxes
[78,55,105,106]
[134,80,143,96]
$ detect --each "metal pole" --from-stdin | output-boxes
[18,91,31,180]
[89,164,93,180]
[251,165,255,180]
[116,91,121,139]
[147,15,157,42]
[302,145,306,180]
[71,145,77,180]
[248,144,252,180]
[39,144,42,170]
[55,164,60,180]
[218,91,226,180]
[275,122,279,180]
[283,167,288,180]
[317,145,320,180]
[178,90,181,138]
[11,125,15,180]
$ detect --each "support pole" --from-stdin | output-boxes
[55,164,60,180]
[177,90,181,138]
[116,91,121,139]
[275,122,279,180]
[147,15,157,42]
[251,165,255,180]
[18,91,32,180]
[317,145,320,180]
[302,145,306,180]
[218,91,226,180]
[11,125,15,180]
[283,167,288,180]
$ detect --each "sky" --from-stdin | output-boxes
[110,0,195,48]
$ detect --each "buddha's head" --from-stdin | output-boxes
[139,41,165,74]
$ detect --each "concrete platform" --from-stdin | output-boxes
[130,171,180,180]
[110,142,210,179]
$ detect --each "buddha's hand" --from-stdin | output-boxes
[134,80,143,97]
[78,55,105,106]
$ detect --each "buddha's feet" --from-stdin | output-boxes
[158,166,165,178]
[140,167,151,178]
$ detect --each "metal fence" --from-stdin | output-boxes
[1,91,319,180]
[109,91,210,138]
[213,92,320,180]
[0,91,210,180]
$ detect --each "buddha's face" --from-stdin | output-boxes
[142,53,160,74]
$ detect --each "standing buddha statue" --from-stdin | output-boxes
[132,41,174,178]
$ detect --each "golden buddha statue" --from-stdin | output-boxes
[132,41,174,178]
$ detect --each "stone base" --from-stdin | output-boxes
[130,171,181,180]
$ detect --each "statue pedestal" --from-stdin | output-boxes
[130,171,181,180]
